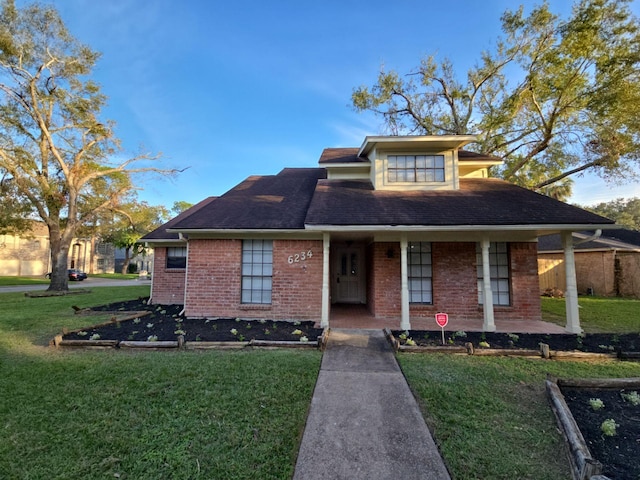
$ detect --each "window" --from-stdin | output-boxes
[388,155,445,183]
[96,242,113,256]
[166,246,187,269]
[476,242,510,306]
[241,240,273,304]
[408,242,433,304]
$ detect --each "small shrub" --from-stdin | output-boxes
[621,391,640,406]
[601,418,618,437]
[588,398,605,410]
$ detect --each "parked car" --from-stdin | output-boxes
[45,269,88,281]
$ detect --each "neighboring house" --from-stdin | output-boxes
[538,229,640,298]
[142,135,615,333]
[114,247,154,275]
[0,220,117,275]
[0,221,50,276]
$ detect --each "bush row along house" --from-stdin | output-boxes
[0,220,153,276]
[538,229,640,298]
[142,135,617,333]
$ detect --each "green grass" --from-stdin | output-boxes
[542,296,640,333]
[89,273,140,280]
[400,354,640,480]
[0,287,321,479]
[0,273,140,286]
[0,276,49,286]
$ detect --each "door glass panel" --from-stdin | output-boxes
[340,254,347,276]
[350,253,357,275]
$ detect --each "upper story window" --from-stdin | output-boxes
[387,155,445,183]
[166,246,187,269]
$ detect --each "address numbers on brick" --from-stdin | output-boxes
[288,250,313,264]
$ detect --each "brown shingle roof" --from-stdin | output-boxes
[318,148,368,164]
[141,196,218,241]
[304,178,614,227]
[171,168,327,230]
[153,169,613,234]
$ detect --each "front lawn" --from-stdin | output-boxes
[400,354,640,480]
[0,287,321,479]
[0,275,49,286]
[541,296,640,333]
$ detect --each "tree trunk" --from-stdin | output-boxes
[47,224,70,291]
[121,246,131,275]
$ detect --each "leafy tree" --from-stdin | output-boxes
[586,197,640,230]
[0,1,179,290]
[103,201,169,274]
[0,175,31,234]
[171,200,193,215]
[352,0,640,198]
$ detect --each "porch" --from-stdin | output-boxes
[326,304,566,334]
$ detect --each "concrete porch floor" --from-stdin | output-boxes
[324,304,567,334]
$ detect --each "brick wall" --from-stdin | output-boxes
[368,242,401,317]
[369,241,541,322]
[150,247,186,305]
[183,239,323,320]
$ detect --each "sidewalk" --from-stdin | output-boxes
[293,329,450,480]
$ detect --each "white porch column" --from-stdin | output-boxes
[320,233,330,329]
[400,235,411,330]
[562,231,582,333]
[481,239,496,332]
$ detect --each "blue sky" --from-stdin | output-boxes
[36,0,640,208]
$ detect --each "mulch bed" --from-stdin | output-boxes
[392,329,640,354]
[561,387,640,480]
[62,298,324,343]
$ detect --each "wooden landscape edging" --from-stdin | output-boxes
[52,316,330,351]
[545,376,640,480]
[384,329,631,362]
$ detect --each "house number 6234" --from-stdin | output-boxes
[288,250,313,264]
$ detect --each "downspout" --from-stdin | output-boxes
[179,232,189,316]
[575,229,602,246]
[146,241,154,305]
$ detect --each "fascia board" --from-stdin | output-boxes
[303,224,618,233]
[166,229,324,240]
[142,239,186,247]
[358,135,478,157]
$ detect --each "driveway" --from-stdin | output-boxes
[0,277,151,293]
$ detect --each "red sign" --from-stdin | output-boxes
[435,313,449,328]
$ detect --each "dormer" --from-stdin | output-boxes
[362,135,476,191]
[319,135,503,191]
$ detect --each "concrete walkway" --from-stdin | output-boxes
[293,329,450,480]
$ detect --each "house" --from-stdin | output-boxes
[0,220,117,275]
[141,135,616,333]
[538,229,640,298]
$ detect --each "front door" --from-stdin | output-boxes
[333,246,365,303]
